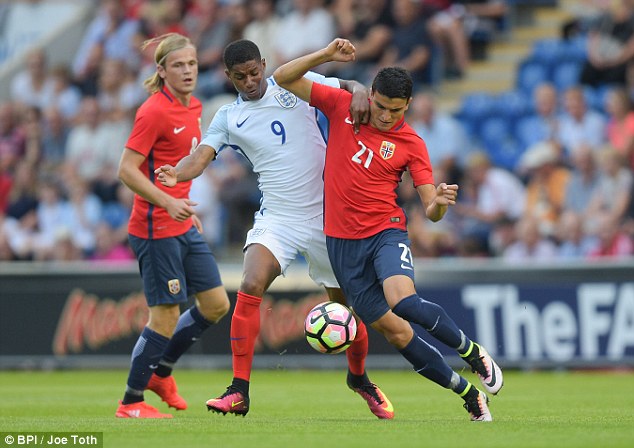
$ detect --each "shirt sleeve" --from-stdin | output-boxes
[408,136,435,187]
[305,71,340,88]
[200,104,230,154]
[125,106,160,157]
[310,82,349,119]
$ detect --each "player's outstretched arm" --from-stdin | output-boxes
[155,143,216,186]
[274,38,356,103]
[416,183,459,222]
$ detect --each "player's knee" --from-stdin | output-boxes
[204,296,230,323]
[239,276,267,297]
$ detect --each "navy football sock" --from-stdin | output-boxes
[398,331,455,388]
[393,294,470,350]
[157,306,212,376]
[123,327,169,403]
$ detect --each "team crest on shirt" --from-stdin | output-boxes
[380,141,396,160]
[275,91,297,108]
[168,279,181,295]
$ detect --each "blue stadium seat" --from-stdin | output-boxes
[457,93,497,125]
[516,58,550,95]
[486,138,525,172]
[494,90,533,125]
[552,61,582,91]
[514,115,552,149]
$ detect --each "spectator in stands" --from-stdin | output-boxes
[454,150,526,255]
[183,0,232,98]
[189,167,224,251]
[502,215,558,262]
[96,58,145,122]
[460,0,509,49]
[48,65,82,121]
[243,0,281,75]
[379,0,434,88]
[0,102,25,174]
[90,222,134,262]
[63,176,102,257]
[72,0,139,91]
[579,0,634,87]
[517,82,560,149]
[4,160,38,227]
[604,86,634,169]
[63,97,130,203]
[520,141,571,238]
[32,176,73,261]
[424,0,470,79]
[585,144,633,233]
[587,213,633,258]
[39,107,70,170]
[409,90,470,181]
[556,86,606,157]
[563,143,601,216]
[555,210,598,259]
[10,47,55,112]
[274,0,336,66]
[328,0,394,84]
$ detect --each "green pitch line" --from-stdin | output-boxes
[0,370,633,448]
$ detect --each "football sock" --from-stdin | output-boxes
[230,377,250,395]
[398,329,454,388]
[231,291,262,381]
[346,318,368,376]
[122,327,169,404]
[458,340,481,360]
[459,382,479,402]
[155,306,212,377]
[347,370,371,388]
[393,294,467,349]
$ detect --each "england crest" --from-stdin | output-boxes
[275,91,298,108]
[380,141,395,160]
[168,279,181,295]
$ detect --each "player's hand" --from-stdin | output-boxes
[325,38,356,63]
[166,197,198,222]
[155,164,177,187]
[435,183,459,206]
[192,214,203,233]
[349,86,370,134]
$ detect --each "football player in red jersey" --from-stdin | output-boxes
[115,33,230,419]
[274,38,503,421]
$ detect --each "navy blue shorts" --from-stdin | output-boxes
[129,226,223,306]
[326,228,415,325]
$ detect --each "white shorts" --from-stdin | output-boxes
[244,213,339,288]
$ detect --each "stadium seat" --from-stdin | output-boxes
[494,90,533,125]
[486,138,525,172]
[516,59,550,95]
[514,115,551,149]
[552,61,582,91]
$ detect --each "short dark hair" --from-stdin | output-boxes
[223,39,262,70]
[371,67,413,100]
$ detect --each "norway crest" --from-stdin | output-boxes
[275,91,297,108]
[168,279,181,295]
[380,141,395,160]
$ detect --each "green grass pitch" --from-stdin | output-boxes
[1,369,633,448]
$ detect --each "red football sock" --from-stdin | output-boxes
[231,291,262,381]
[346,318,368,376]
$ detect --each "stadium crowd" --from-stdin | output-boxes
[0,0,633,263]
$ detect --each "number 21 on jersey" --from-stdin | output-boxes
[352,140,373,169]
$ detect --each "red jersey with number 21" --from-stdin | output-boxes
[310,83,434,239]
[125,88,201,239]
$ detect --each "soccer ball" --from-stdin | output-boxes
[304,301,357,354]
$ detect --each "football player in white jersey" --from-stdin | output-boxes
[155,39,394,419]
